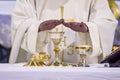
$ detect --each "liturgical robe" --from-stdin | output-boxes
[9,0,118,64]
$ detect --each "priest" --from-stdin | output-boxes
[9,0,118,64]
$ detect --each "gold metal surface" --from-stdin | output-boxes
[61,6,64,19]
[50,31,65,66]
[75,45,92,66]
[24,55,38,66]
[24,52,51,66]
[109,0,120,20]
[112,46,119,51]
[75,45,92,51]
[61,6,64,32]
[65,19,74,22]
[54,47,60,52]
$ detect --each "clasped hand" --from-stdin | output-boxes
[38,19,88,32]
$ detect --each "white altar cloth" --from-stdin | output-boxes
[0,63,120,80]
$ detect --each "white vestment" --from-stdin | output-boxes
[9,0,118,64]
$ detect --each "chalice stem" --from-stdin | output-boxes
[82,57,86,67]
[80,54,87,66]
[55,52,59,61]
[54,46,60,62]
[79,55,83,65]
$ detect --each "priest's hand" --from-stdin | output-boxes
[38,19,64,32]
[63,22,89,32]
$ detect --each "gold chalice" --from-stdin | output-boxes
[75,45,91,67]
[49,31,64,66]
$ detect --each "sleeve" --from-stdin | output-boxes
[9,0,50,63]
[11,0,37,41]
[86,0,118,58]
[11,0,47,54]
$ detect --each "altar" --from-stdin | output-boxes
[0,63,120,80]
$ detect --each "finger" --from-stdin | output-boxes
[54,20,62,25]
[80,22,89,32]
[60,19,64,23]
[63,22,71,28]
[81,22,87,27]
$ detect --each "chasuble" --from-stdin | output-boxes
[9,0,118,64]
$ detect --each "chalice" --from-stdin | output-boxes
[75,45,91,67]
[49,31,64,66]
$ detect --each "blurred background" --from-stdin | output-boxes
[0,0,120,63]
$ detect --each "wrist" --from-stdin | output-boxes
[81,22,89,32]
[86,26,89,32]
[38,25,42,32]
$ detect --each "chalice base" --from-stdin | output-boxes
[52,60,62,66]
[78,54,88,67]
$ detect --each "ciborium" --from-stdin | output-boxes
[49,31,64,66]
[75,45,91,67]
